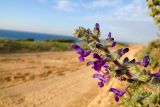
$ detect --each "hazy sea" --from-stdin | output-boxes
[0,29,79,41]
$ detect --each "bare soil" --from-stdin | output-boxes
[0,45,143,107]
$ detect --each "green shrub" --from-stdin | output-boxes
[146,0,160,29]
[16,38,35,42]
[0,39,73,53]
[45,39,75,43]
[135,39,160,69]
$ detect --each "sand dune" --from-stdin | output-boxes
[0,45,143,107]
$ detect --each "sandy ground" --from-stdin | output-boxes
[0,45,143,107]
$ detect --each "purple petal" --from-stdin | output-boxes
[108,32,111,38]
[119,90,126,96]
[123,57,129,64]
[79,56,84,62]
[92,54,106,72]
[87,61,94,66]
[118,49,123,56]
[140,62,145,67]
[123,48,129,53]
[77,48,84,54]
[115,95,119,102]
[71,45,85,55]
[143,56,150,62]
[93,73,110,82]
[140,61,149,67]
[109,88,120,95]
[141,56,150,67]
[83,50,92,57]
[101,58,107,65]
[109,88,126,97]
[102,78,110,82]
[149,70,160,77]
[71,45,80,50]
[95,23,100,29]
[103,64,109,69]
[111,41,116,47]
[118,48,129,56]
[93,53,101,60]
[93,73,102,78]
[93,62,101,72]
[98,81,104,87]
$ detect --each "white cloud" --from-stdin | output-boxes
[79,0,152,21]
[73,0,157,43]
[54,0,78,12]
[48,0,151,21]
[80,0,123,9]
[53,0,122,12]
[112,0,150,21]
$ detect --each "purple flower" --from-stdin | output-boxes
[87,53,108,72]
[123,57,129,64]
[117,48,129,57]
[108,32,111,38]
[93,71,110,87]
[111,41,116,47]
[95,23,100,30]
[138,56,150,67]
[109,88,126,102]
[149,70,160,77]
[106,32,116,47]
[98,81,104,87]
[71,45,92,62]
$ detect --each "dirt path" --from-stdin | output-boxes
[0,68,99,107]
[0,45,143,107]
[0,52,100,107]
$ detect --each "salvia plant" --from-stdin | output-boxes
[71,23,160,107]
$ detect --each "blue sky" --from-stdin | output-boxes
[0,0,159,43]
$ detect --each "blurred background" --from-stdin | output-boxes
[0,0,159,43]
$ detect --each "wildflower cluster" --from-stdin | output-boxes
[71,23,160,106]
